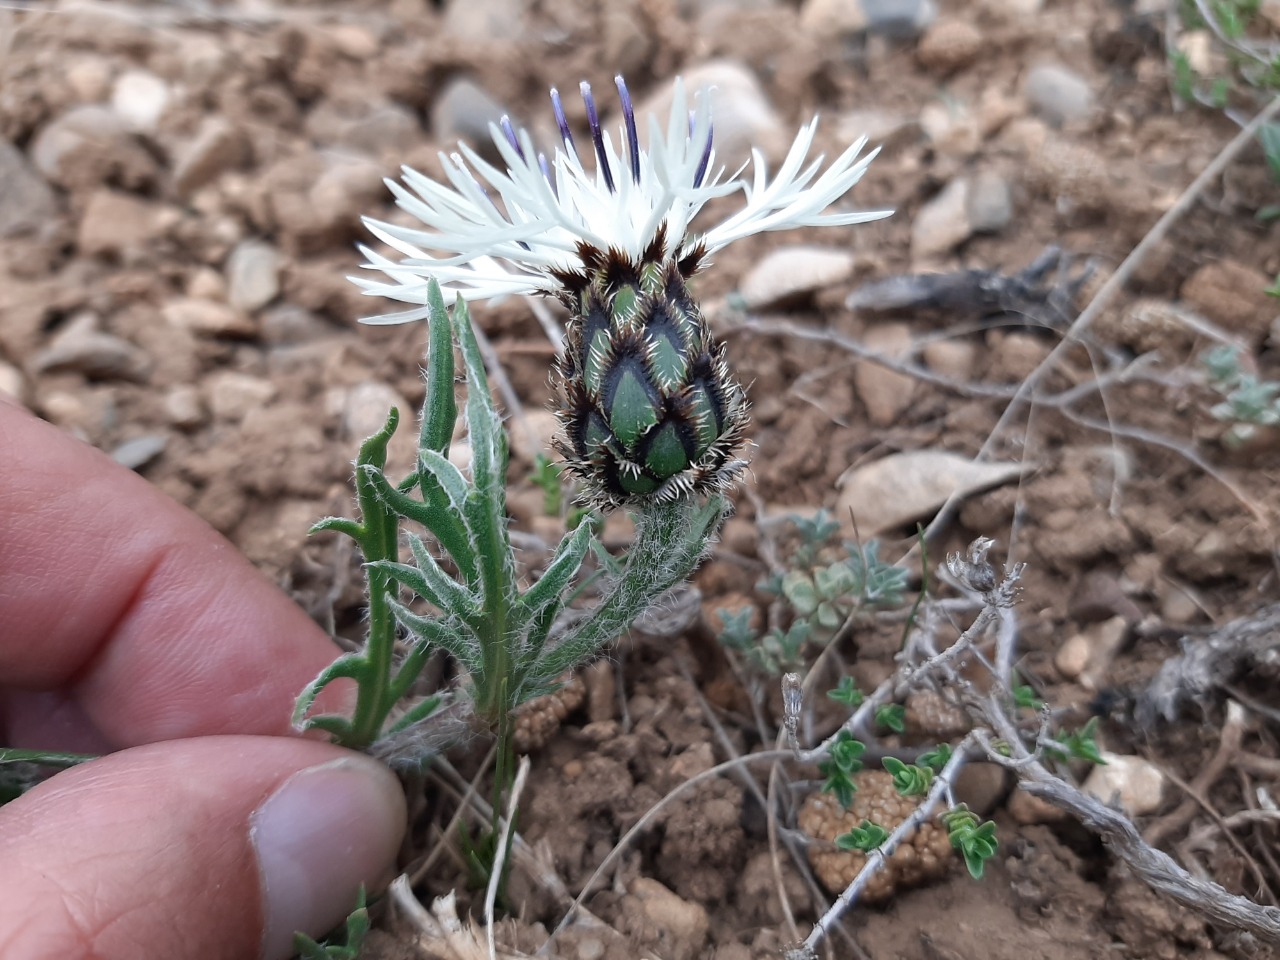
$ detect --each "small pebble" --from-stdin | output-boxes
[911,176,972,259]
[110,70,170,132]
[77,189,160,259]
[854,322,916,426]
[862,0,937,36]
[111,433,169,470]
[163,385,206,429]
[1023,64,1095,126]
[965,170,1013,234]
[225,239,281,313]
[737,246,856,310]
[922,340,976,380]
[163,297,256,338]
[917,19,983,72]
[173,117,246,197]
[206,371,277,422]
[0,139,58,238]
[632,61,786,165]
[0,361,29,405]
[1083,752,1165,817]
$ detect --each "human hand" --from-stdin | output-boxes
[0,401,406,959]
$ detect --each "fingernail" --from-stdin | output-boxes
[252,755,405,960]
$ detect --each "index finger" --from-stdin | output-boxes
[0,402,343,747]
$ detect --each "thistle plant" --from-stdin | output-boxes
[295,77,888,876]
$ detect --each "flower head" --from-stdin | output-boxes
[352,76,890,318]
[354,77,889,509]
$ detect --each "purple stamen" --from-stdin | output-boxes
[580,81,615,194]
[499,116,525,161]
[693,121,713,188]
[550,88,576,154]
[615,75,640,184]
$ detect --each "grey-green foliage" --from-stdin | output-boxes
[294,279,729,761]
[1202,344,1280,444]
[718,510,909,676]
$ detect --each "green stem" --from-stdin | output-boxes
[537,496,729,681]
[347,449,404,750]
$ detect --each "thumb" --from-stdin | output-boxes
[0,737,406,960]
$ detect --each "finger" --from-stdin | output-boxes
[0,404,343,746]
[0,737,405,960]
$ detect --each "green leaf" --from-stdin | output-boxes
[875,703,906,734]
[419,279,457,459]
[1011,681,1044,711]
[376,536,481,621]
[294,886,369,959]
[292,652,368,729]
[882,756,932,796]
[516,519,593,631]
[359,465,479,587]
[0,748,97,769]
[782,569,819,616]
[918,743,952,772]
[827,676,864,707]
[309,516,363,539]
[386,598,481,672]
[451,295,507,499]
[1052,716,1106,765]
[827,730,866,774]
[835,819,890,852]
[385,694,446,736]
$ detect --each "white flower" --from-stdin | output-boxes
[353,76,891,322]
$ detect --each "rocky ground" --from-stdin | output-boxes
[4,0,1280,958]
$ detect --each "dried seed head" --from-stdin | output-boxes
[513,673,586,753]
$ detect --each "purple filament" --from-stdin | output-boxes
[614,75,641,184]
[580,81,616,194]
[550,88,576,155]
[499,116,525,161]
[693,121,713,188]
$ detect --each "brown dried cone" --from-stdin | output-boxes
[798,770,954,902]
[512,673,586,753]
[551,238,749,510]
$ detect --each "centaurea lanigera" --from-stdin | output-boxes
[297,77,889,772]
[356,76,890,509]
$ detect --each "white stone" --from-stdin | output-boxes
[630,61,786,166]
[225,239,281,312]
[163,385,206,428]
[111,70,170,132]
[1024,64,1094,126]
[1083,753,1165,817]
[911,176,971,259]
[738,246,856,310]
[0,361,28,405]
[163,297,255,337]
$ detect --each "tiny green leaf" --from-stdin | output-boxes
[835,819,890,852]
[875,703,906,733]
[827,676,864,707]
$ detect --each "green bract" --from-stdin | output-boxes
[554,246,748,509]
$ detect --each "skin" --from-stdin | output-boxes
[0,400,405,959]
